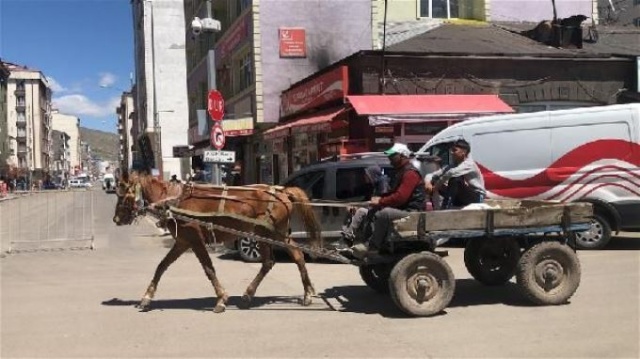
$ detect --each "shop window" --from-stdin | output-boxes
[336,168,371,200]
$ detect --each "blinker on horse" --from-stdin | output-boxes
[113,173,322,313]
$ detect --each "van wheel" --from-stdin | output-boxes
[238,237,262,262]
[574,214,612,250]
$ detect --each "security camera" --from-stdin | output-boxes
[191,17,203,36]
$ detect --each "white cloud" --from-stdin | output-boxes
[46,76,66,93]
[98,72,117,88]
[53,94,120,118]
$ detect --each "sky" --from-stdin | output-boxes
[0,0,134,133]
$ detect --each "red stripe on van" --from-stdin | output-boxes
[478,139,640,198]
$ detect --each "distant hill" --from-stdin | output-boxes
[79,127,118,162]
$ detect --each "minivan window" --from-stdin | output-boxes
[336,168,370,200]
[284,170,325,199]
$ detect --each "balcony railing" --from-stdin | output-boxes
[16,104,26,112]
[17,130,26,138]
[14,88,25,96]
[17,146,28,154]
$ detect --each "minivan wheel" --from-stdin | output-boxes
[238,237,262,262]
[574,214,612,250]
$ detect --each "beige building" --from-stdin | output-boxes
[0,62,9,174]
[50,109,81,169]
[2,62,52,174]
[116,91,135,170]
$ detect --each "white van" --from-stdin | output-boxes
[417,103,640,249]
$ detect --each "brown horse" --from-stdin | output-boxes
[113,172,322,313]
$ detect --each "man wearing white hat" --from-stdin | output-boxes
[351,143,426,258]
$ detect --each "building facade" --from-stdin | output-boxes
[50,109,80,171]
[2,62,52,177]
[0,62,9,175]
[184,0,373,183]
[50,129,71,182]
[116,91,135,170]
[131,0,190,179]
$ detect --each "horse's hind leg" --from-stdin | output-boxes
[138,239,189,311]
[241,243,275,307]
[191,229,229,313]
[284,241,316,306]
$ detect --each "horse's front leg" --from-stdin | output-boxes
[138,239,189,311]
[241,243,275,307]
[192,227,229,313]
[285,241,316,306]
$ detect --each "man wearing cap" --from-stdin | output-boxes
[426,139,486,208]
[351,143,426,258]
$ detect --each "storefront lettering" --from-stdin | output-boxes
[281,66,348,117]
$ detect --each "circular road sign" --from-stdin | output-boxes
[211,123,225,150]
[207,90,225,121]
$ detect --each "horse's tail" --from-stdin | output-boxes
[283,186,323,249]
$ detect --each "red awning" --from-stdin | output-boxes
[263,107,346,140]
[347,95,514,124]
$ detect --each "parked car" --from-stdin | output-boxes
[227,153,395,262]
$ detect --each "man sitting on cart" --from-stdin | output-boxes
[425,139,486,209]
[351,143,426,258]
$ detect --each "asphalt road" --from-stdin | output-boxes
[1,190,639,358]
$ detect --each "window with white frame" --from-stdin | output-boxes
[235,51,253,92]
[419,0,459,19]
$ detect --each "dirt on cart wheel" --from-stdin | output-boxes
[359,263,393,294]
[516,241,581,305]
[388,252,455,317]
[464,237,520,286]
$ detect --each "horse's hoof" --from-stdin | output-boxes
[302,296,313,307]
[136,298,151,311]
[237,294,252,309]
[213,304,226,313]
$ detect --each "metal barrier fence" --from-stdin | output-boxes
[0,189,95,254]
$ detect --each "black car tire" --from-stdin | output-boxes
[464,237,520,286]
[359,263,392,294]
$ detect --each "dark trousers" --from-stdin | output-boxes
[441,177,483,209]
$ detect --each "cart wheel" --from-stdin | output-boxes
[464,237,520,286]
[388,252,455,317]
[516,241,581,305]
[359,263,393,294]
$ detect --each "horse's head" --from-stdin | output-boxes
[113,177,142,226]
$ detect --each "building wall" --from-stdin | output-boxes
[258,0,372,124]
[0,64,9,170]
[132,0,190,179]
[51,109,80,168]
[116,92,135,170]
[6,70,51,172]
[490,0,595,22]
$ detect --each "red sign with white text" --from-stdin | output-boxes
[208,90,225,121]
[279,28,306,58]
[281,66,348,117]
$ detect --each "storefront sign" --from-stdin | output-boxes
[279,28,306,58]
[226,129,254,137]
[215,12,251,62]
[281,66,348,117]
[374,126,394,134]
[291,121,331,134]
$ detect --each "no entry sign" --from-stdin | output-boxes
[210,123,225,150]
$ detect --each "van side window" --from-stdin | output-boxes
[429,143,452,166]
